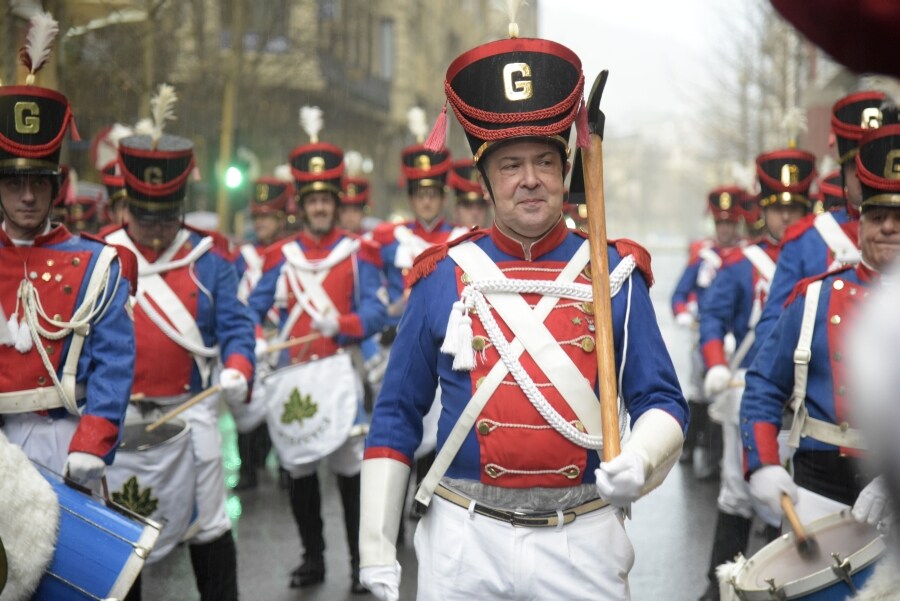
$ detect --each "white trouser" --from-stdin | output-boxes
[414,495,634,601]
[2,412,78,478]
[128,394,232,544]
[286,434,364,479]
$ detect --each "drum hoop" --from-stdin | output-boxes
[120,417,192,452]
[735,510,886,598]
[262,348,347,383]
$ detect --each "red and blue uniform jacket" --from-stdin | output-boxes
[0,225,137,463]
[671,239,743,317]
[108,225,255,398]
[247,228,387,362]
[740,264,872,475]
[751,208,857,353]
[700,240,779,370]
[364,220,688,487]
[371,218,463,328]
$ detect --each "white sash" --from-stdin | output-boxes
[415,241,633,508]
[393,225,430,269]
[237,244,263,303]
[697,246,722,288]
[741,245,776,283]
[106,229,219,385]
[278,238,358,340]
[814,212,860,268]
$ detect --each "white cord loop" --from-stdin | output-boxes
[442,256,636,450]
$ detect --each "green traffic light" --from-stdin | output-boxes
[225,165,244,189]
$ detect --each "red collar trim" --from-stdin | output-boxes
[856,261,879,284]
[0,223,71,247]
[299,227,341,249]
[490,217,568,261]
[412,217,446,234]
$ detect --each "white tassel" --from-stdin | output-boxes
[451,314,475,371]
[716,557,746,601]
[300,106,324,143]
[406,107,428,144]
[3,313,19,347]
[440,301,465,355]
[15,316,33,354]
[344,150,363,178]
[149,84,178,148]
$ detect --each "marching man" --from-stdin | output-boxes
[696,151,812,601]
[360,20,688,601]
[104,85,255,601]
[248,107,386,593]
[0,12,135,492]
[741,124,900,527]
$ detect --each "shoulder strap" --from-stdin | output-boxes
[741,245,776,282]
[813,212,859,264]
[787,280,822,447]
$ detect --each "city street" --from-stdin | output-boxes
[140,247,763,600]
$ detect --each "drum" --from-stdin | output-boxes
[266,351,360,469]
[728,510,885,600]
[106,417,197,564]
[31,467,160,601]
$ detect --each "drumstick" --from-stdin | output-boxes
[264,332,322,354]
[130,392,146,402]
[145,385,222,433]
[780,494,820,560]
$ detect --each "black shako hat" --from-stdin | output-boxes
[250,176,293,215]
[756,148,816,209]
[832,91,887,165]
[856,124,900,210]
[429,36,586,164]
[119,133,194,221]
[707,186,743,223]
[448,158,485,205]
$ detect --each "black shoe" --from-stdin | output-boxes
[290,559,325,588]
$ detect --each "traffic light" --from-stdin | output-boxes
[224,161,247,189]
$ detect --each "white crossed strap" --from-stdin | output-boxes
[814,212,860,269]
[107,228,219,386]
[277,238,358,340]
[415,240,635,509]
[237,243,263,303]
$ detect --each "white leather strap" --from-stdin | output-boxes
[416,241,595,509]
[813,212,859,266]
[237,244,263,303]
[281,242,341,321]
[698,246,723,269]
[393,225,431,269]
[787,280,822,448]
[741,245,776,283]
[0,385,85,414]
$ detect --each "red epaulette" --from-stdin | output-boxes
[344,231,384,268]
[780,213,817,247]
[611,238,654,287]
[260,236,294,272]
[785,266,854,307]
[407,229,489,287]
[371,221,398,246]
[185,225,237,261]
[687,238,711,264]
[81,231,138,294]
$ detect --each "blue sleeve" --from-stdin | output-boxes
[77,256,134,429]
[617,265,689,430]
[753,238,804,352]
[380,241,405,327]
[211,253,256,378]
[671,260,699,315]
[343,256,388,341]
[698,264,740,367]
[740,298,803,472]
[247,258,282,326]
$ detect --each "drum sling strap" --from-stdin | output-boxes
[0,245,119,414]
[814,212,860,268]
[277,238,358,341]
[787,280,866,450]
[107,229,219,387]
[415,241,635,509]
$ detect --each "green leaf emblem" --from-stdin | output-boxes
[112,475,159,517]
[281,387,318,425]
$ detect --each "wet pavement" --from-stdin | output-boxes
[139,248,765,600]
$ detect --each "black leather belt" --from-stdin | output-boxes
[433,485,608,528]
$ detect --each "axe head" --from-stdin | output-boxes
[568,70,609,205]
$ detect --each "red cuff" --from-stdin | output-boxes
[753,422,781,467]
[254,324,265,338]
[338,314,364,338]
[673,302,687,316]
[364,446,412,466]
[225,353,254,383]
[702,339,727,369]
[69,415,119,460]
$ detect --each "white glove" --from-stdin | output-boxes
[749,465,798,518]
[360,562,401,601]
[254,337,269,361]
[311,314,340,338]
[595,450,646,507]
[675,312,694,328]
[704,364,732,397]
[219,368,249,405]
[853,476,893,527]
[65,451,106,484]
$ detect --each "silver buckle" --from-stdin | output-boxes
[793,349,811,365]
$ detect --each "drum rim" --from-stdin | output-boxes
[120,417,191,452]
[261,347,347,382]
[732,510,886,598]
